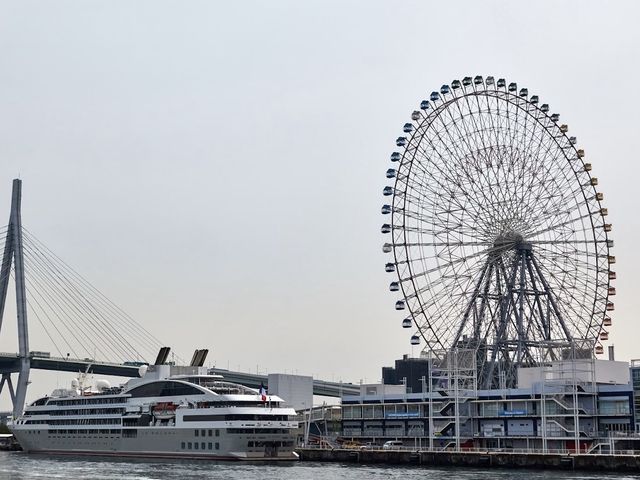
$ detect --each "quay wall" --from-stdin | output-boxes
[296,448,640,472]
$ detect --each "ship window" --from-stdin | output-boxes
[208,442,212,450]
[127,381,204,398]
[188,442,192,449]
[195,442,199,450]
[215,442,219,450]
[181,442,185,449]
[184,414,288,422]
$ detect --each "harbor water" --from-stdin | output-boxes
[0,452,639,480]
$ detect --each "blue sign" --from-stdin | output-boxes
[499,410,527,416]
[385,412,420,419]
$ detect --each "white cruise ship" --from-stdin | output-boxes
[11,363,299,460]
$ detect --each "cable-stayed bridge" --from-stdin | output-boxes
[0,179,357,417]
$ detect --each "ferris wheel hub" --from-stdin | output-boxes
[493,232,524,247]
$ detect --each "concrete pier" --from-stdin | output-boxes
[297,448,640,472]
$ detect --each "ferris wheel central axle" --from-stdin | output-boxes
[492,232,530,254]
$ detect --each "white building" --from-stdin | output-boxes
[268,374,313,411]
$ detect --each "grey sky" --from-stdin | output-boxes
[0,0,639,407]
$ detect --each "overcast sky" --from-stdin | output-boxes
[0,0,639,408]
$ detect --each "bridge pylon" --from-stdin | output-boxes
[0,179,30,418]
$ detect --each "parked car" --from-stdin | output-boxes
[382,440,403,450]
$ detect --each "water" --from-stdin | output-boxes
[1,452,639,480]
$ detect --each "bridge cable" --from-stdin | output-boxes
[21,229,175,362]
[22,234,160,361]
[20,247,116,361]
[22,228,169,355]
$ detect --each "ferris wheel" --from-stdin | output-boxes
[381,76,615,387]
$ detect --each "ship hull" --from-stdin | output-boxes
[13,426,298,461]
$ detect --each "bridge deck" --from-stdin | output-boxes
[0,353,359,397]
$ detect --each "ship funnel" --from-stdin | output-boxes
[189,349,209,367]
[153,347,171,365]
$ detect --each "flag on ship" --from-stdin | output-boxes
[259,383,267,402]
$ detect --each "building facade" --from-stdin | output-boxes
[630,359,640,429]
[382,355,430,393]
[341,356,635,452]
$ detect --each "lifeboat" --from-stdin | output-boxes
[153,402,177,420]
